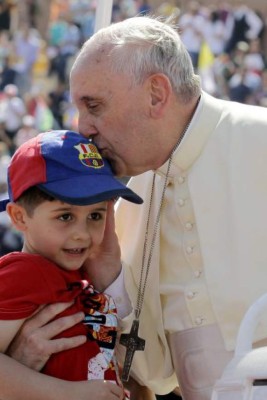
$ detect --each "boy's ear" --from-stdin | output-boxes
[6,202,28,232]
[148,73,171,118]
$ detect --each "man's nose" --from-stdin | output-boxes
[78,114,98,139]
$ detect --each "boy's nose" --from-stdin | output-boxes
[72,222,90,241]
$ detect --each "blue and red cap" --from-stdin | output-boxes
[0,130,143,211]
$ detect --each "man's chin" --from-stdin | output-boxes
[103,154,132,177]
[107,158,125,177]
[108,159,120,176]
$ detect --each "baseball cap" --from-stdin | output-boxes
[0,130,143,211]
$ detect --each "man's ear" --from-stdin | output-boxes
[6,202,28,232]
[148,73,172,118]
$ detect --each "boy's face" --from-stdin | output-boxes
[21,199,108,271]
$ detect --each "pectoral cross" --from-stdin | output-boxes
[119,319,145,382]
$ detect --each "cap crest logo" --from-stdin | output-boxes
[74,143,104,168]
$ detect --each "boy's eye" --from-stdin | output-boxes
[89,212,102,221]
[59,214,72,221]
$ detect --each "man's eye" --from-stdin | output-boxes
[85,101,100,112]
[89,104,98,109]
[59,214,72,221]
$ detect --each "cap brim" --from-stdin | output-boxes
[38,175,143,205]
[0,199,9,211]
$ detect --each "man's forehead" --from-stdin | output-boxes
[71,53,108,81]
[70,61,96,92]
[77,39,112,64]
[70,72,106,104]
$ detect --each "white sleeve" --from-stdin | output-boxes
[246,9,263,39]
[104,266,132,319]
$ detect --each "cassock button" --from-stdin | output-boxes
[194,270,202,278]
[178,198,185,206]
[186,291,195,299]
[185,222,193,230]
[186,246,193,254]
[195,316,203,325]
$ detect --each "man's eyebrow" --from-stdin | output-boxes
[80,96,95,102]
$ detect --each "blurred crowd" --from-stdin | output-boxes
[178,1,267,105]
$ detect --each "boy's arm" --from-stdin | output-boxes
[0,353,124,400]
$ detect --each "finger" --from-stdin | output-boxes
[106,382,124,398]
[36,311,85,339]
[104,201,120,255]
[100,201,115,251]
[103,380,119,390]
[43,335,87,355]
[24,302,75,331]
[105,201,115,236]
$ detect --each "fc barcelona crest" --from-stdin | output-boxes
[74,143,104,168]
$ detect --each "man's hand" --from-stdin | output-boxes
[66,380,124,400]
[7,302,86,371]
[84,200,122,291]
[125,376,156,400]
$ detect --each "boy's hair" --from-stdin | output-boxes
[16,186,55,217]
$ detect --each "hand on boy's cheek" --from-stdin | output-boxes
[83,201,121,291]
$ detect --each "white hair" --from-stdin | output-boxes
[79,16,201,102]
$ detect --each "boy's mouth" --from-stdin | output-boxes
[64,248,86,254]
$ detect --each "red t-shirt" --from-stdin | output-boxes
[0,252,120,383]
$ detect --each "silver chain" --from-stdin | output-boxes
[134,124,190,320]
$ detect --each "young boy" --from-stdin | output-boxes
[0,130,143,399]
